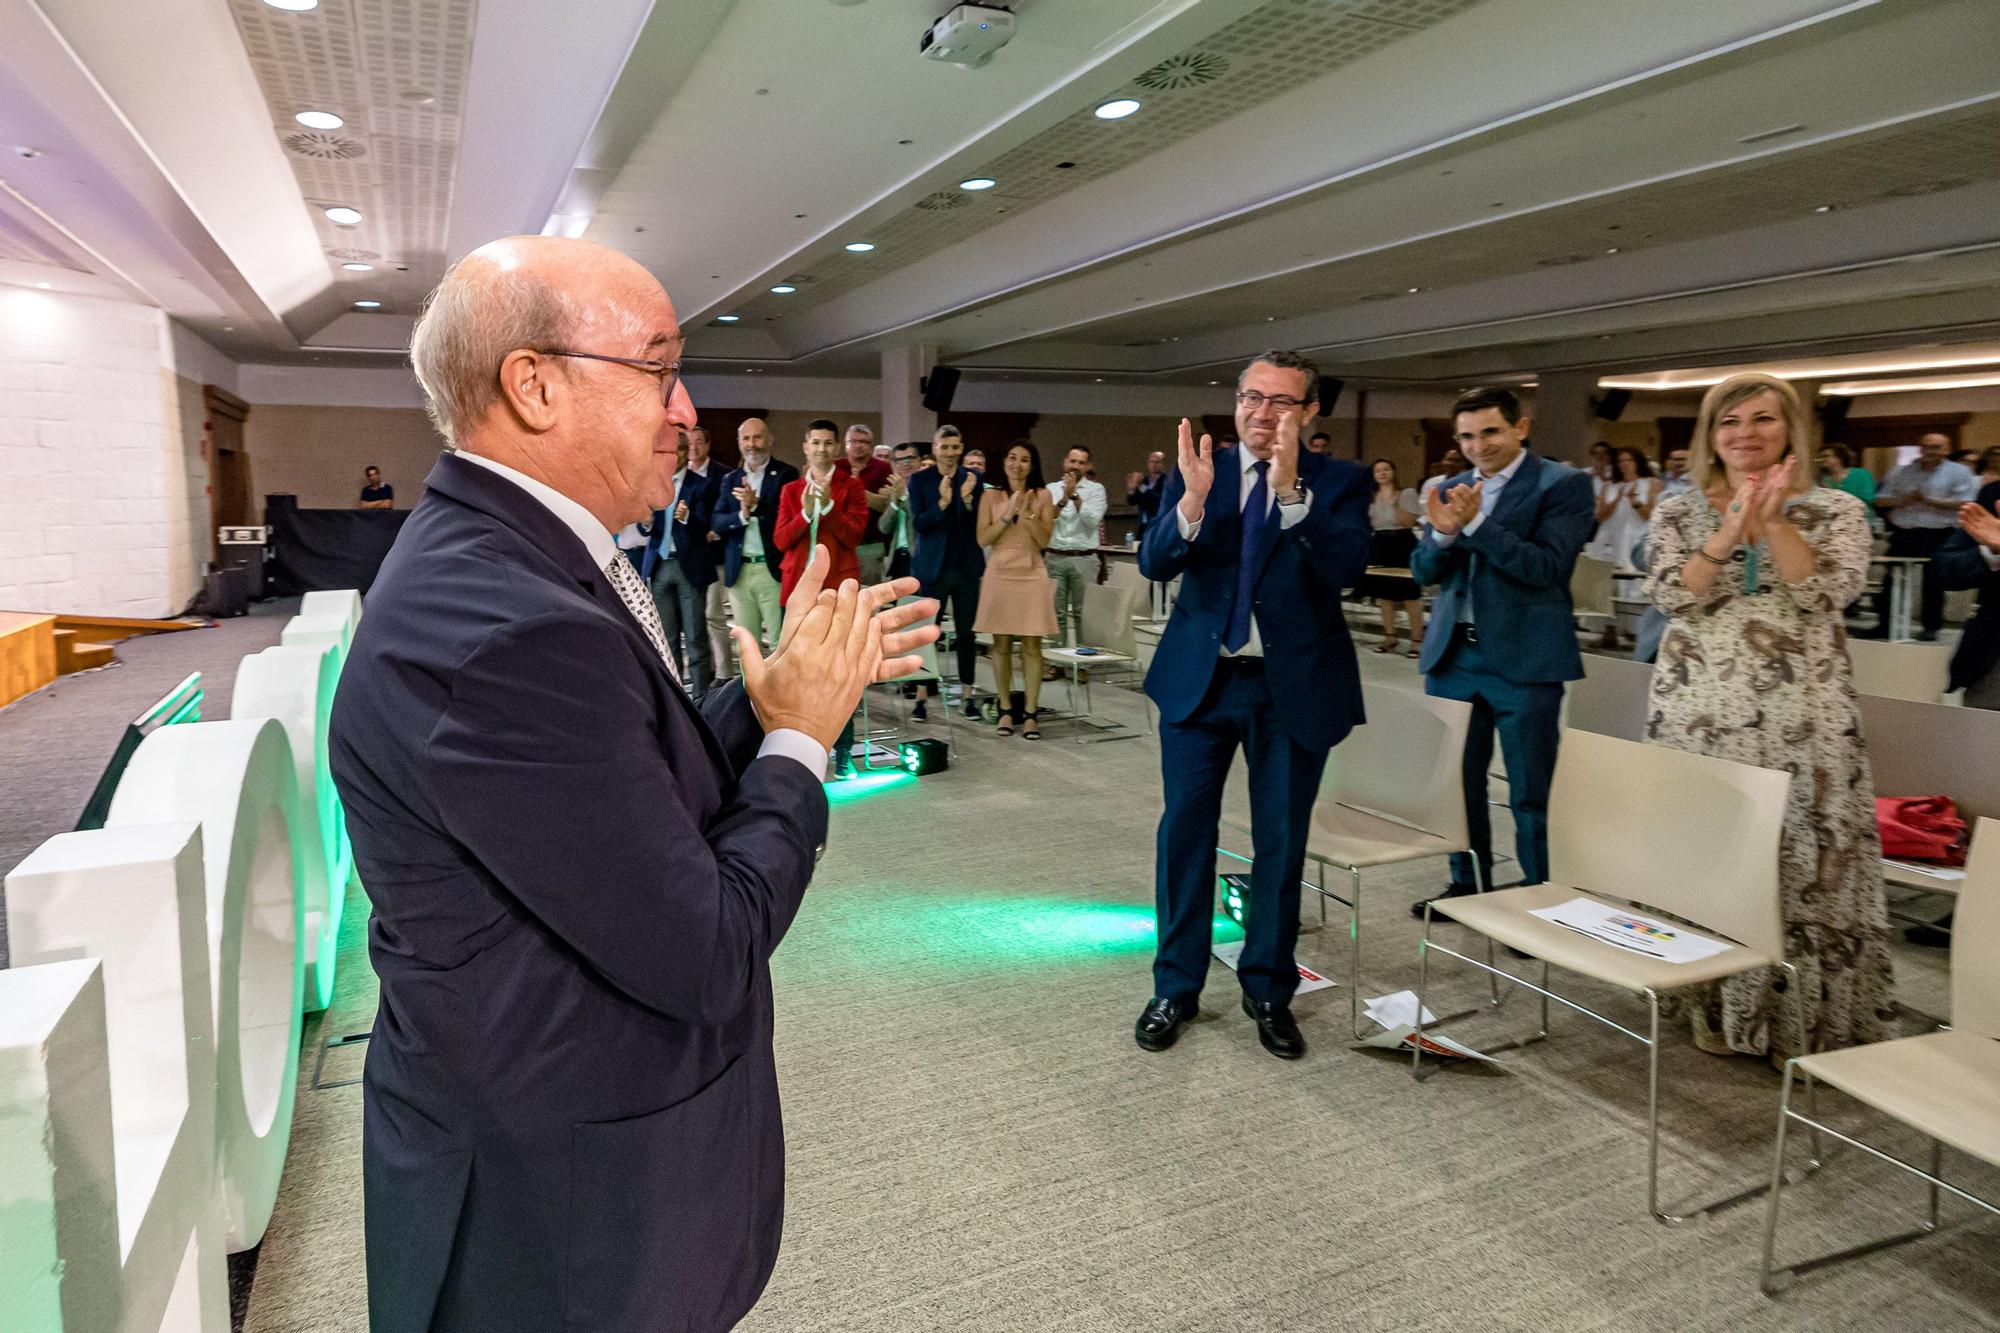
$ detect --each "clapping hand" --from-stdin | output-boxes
[1962,500,2000,552]
[1425,480,1481,535]
[958,470,976,503]
[1740,457,1795,541]
[735,480,757,514]
[1174,418,1214,523]
[1269,410,1305,494]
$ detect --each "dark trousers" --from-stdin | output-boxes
[922,570,982,686]
[1153,658,1328,1007]
[888,547,912,581]
[1876,527,1952,635]
[649,559,713,693]
[1424,630,1564,888]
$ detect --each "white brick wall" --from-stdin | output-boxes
[0,287,212,618]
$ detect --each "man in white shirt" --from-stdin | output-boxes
[1659,446,1693,498]
[1046,445,1108,647]
[1873,431,1979,639]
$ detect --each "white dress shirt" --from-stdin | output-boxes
[1175,445,1310,657]
[1048,476,1108,550]
[454,449,824,776]
[740,464,770,558]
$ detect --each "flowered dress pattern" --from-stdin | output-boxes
[1643,486,1895,1057]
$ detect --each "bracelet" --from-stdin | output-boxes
[1693,545,1731,566]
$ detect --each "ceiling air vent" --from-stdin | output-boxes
[1534,253,1589,267]
[915,191,970,211]
[1134,52,1228,90]
[283,131,368,160]
[326,247,380,262]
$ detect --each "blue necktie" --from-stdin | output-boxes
[1225,460,1269,652]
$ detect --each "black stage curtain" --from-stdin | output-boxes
[268,506,408,594]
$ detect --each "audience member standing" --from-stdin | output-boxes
[1128,450,1173,617]
[1976,445,2000,489]
[1644,373,1893,1057]
[675,426,730,679]
[878,440,927,580]
[1307,431,1332,455]
[643,428,719,691]
[1590,447,1658,566]
[359,465,395,509]
[1134,351,1370,1061]
[776,419,871,777]
[1659,446,1694,499]
[975,442,1057,737]
[843,423,894,586]
[1357,458,1423,657]
[1942,481,2000,709]
[1411,387,1594,912]
[1818,443,1876,506]
[962,448,987,476]
[1047,445,1107,647]
[709,417,798,666]
[908,425,986,720]
[1419,448,1467,503]
[1872,431,1978,640]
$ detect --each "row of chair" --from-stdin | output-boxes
[1219,680,1996,1293]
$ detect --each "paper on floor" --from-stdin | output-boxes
[1210,939,1337,994]
[1362,989,1437,1031]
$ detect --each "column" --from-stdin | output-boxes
[881,345,938,446]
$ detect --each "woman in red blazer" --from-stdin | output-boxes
[776,420,871,600]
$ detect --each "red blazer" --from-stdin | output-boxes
[775,469,870,600]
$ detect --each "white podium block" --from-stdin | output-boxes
[231,644,348,1012]
[107,721,305,1254]
[298,588,363,643]
[279,613,349,657]
[0,960,119,1333]
[3,821,230,1332]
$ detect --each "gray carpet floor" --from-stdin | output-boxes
[7,625,1993,1328]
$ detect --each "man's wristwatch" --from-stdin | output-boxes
[1275,484,1308,506]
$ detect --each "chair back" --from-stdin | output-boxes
[1565,654,1653,742]
[1102,559,1150,597]
[1953,818,2000,1038]
[1079,582,1141,656]
[1547,729,1790,959]
[1569,556,1615,617]
[1858,694,2000,822]
[1847,638,1953,704]
[1323,684,1473,844]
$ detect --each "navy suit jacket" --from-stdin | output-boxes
[906,465,987,588]
[1941,480,2000,693]
[708,459,799,586]
[329,451,828,1333]
[641,465,718,587]
[1139,449,1371,753]
[1411,451,1594,684]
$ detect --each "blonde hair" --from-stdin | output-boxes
[1686,373,1816,495]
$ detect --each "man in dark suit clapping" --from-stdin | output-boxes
[1411,386,1595,914]
[907,423,986,719]
[329,235,935,1333]
[1134,350,1371,1060]
[709,417,799,668]
[642,426,720,691]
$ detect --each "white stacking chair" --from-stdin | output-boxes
[1413,728,1806,1224]
[1223,683,1483,1038]
[1847,637,1955,705]
[1760,817,2000,1292]
[859,597,953,762]
[1044,582,1151,742]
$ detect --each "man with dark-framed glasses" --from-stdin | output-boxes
[1133,349,1371,1061]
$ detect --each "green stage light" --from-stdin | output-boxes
[897,738,949,775]
[824,769,919,805]
[1219,873,1249,926]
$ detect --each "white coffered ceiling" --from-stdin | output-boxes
[0,0,1994,386]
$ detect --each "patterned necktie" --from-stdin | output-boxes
[605,552,682,685]
[1225,460,1269,652]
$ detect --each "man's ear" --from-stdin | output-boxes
[498,348,561,433]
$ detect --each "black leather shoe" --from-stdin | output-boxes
[1410,880,1479,920]
[1134,996,1197,1051]
[1241,996,1305,1059]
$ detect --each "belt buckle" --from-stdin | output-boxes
[1462,624,1478,644]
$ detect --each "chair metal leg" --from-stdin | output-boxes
[1347,865,1363,1040]
[1411,907,1435,1081]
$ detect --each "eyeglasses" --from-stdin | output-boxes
[539,350,681,407]
[1235,390,1312,412]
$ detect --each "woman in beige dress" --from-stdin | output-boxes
[975,441,1057,739]
[1644,372,1895,1060]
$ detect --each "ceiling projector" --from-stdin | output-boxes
[920,4,1017,68]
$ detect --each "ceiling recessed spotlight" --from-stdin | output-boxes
[35,281,52,289]
[1813,204,1835,214]
[715,314,740,323]
[324,206,363,225]
[1208,380,1221,386]
[959,177,997,191]
[1605,247,1621,254]
[263,0,319,10]
[354,300,382,309]
[1094,98,1141,120]
[341,261,373,271]
[1264,316,1276,322]
[844,241,876,252]
[769,284,797,294]
[1406,286,1422,294]
[223,325,234,332]
[294,110,344,130]
[1095,378,1105,383]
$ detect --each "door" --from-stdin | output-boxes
[204,386,251,563]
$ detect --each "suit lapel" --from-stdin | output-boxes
[1490,452,1542,529]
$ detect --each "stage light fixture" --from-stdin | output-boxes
[1219,873,1248,926]
[898,739,949,775]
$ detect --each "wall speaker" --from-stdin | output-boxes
[1819,394,1853,430]
[921,366,961,413]
[1317,376,1343,412]
[1594,388,1632,421]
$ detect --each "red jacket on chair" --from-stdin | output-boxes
[774,468,870,600]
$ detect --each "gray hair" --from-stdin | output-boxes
[1240,348,1321,407]
[845,423,874,440]
[410,253,576,445]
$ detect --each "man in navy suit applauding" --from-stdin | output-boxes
[1410,386,1594,916]
[330,235,935,1332]
[1135,350,1371,1060]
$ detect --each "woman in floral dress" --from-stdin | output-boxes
[1644,372,1895,1059]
